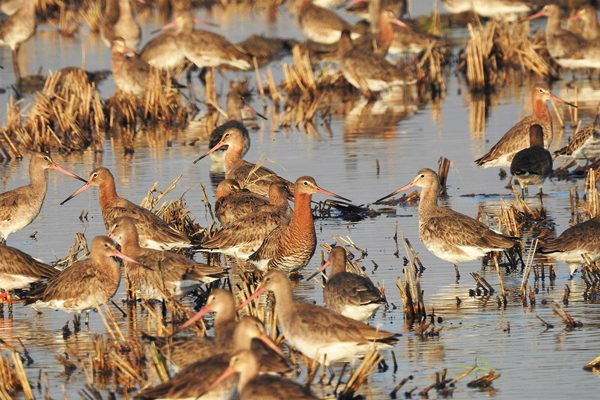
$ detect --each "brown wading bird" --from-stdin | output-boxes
[538,217,600,279]
[210,350,316,400]
[0,245,58,311]
[375,9,437,55]
[23,236,137,324]
[136,316,288,399]
[0,152,86,244]
[61,167,192,250]
[248,176,350,274]
[346,0,406,22]
[194,125,292,197]
[155,288,238,370]
[292,0,360,44]
[200,181,291,259]
[529,4,600,69]
[338,29,416,98]
[309,246,386,322]
[149,3,251,72]
[110,37,151,96]
[214,179,292,226]
[569,5,600,41]
[509,124,553,195]
[376,168,520,280]
[0,0,36,82]
[239,270,399,365]
[475,85,575,168]
[108,217,225,302]
[100,0,142,50]
[140,0,189,70]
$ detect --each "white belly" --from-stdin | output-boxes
[0,274,38,291]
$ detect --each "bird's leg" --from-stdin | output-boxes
[126,274,135,305]
[454,264,460,282]
[161,299,167,318]
[198,66,208,87]
[85,310,90,326]
[0,236,5,245]
[6,291,12,319]
[12,46,21,83]
[0,290,5,316]
[73,314,81,332]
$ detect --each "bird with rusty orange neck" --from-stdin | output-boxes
[61,167,191,250]
[475,85,575,168]
[194,126,292,197]
[248,176,350,274]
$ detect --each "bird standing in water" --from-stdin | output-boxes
[377,168,520,280]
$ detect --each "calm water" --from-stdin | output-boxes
[0,1,600,399]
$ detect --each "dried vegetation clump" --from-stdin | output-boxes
[139,176,207,243]
[105,70,189,134]
[459,19,556,92]
[1,69,105,159]
[0,350,34,399]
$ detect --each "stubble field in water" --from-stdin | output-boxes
[0,1,600,399]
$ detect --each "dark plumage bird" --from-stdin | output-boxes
[510,124,553,194]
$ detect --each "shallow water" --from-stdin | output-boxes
[1,1,600,399]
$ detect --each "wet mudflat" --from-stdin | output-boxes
[0,1,599,399]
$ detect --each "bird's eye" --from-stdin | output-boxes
[420,174,425,178]
[303,181,308,186]
[44,156,50,161]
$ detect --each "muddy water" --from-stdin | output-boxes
[0,2,600,399]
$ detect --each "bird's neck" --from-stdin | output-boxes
[273,284,295,319]
[99,180,118,211]
[237,363,258,394]
[329,262,346,278]
[118,0,134,20]
[29,166,48,192]
[120,233,141,258]
[418,183,440,219]
[377,20,393,54]
[546,12,562,34]
[215,306,235,338]
[224,146,243,172]
[290,192,314,232]
[532,98,550,121]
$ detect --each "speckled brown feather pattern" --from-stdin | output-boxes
[215,179,292,226]
[0,245,58,290]
[111,38,151,96]
[539,216,600,255]
[24,237,123,312]
[0,0,35,50]
[554,119,599,158]
[72,167,190,250]
[325,273,384,307]
[475,115,552,166]
[100,0,141,50]
[201,208,288,257]
[110,217,223,300]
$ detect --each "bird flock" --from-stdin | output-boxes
[1,0,600,398]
